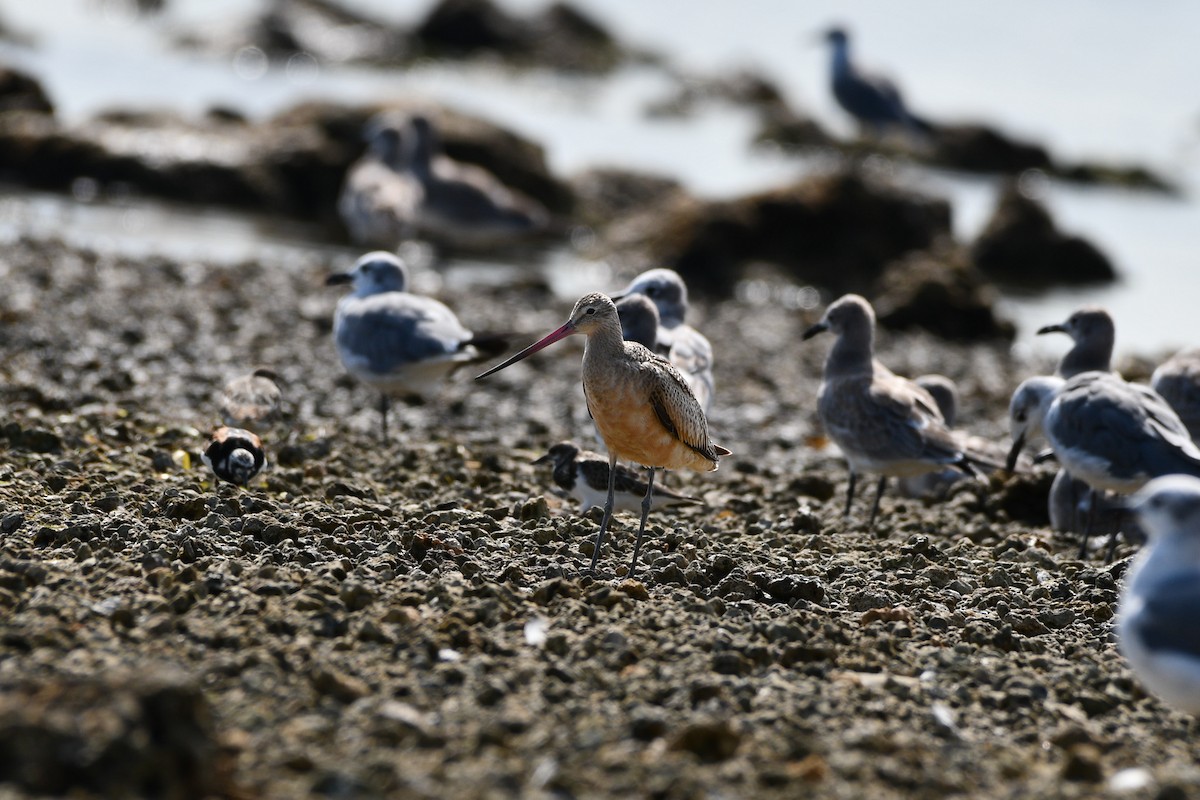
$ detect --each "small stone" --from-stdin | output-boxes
[668,719,741,763]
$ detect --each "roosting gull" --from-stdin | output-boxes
[820,27,934,138]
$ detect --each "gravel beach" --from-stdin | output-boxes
[2,233,1197,799]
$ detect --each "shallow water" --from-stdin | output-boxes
[1,0,1197,355]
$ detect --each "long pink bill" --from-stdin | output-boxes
[475,321,576,380]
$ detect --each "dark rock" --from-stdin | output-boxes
[2,422,61,453]
[570,167,685,229]
[0,67,53,115]
[609,170,950,297]
[668,719,741,763]
[971,182,1117,286]
[1060,743,1104,782]
[753,108,836,149]
[930,123,1053,175]
[0,672,233,797]
[874,246,1016,341]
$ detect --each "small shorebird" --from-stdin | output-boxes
[400,114,550,250]
[220,367,284,432]
[338,117,419,249]
[614,268,714,414]
[202,426,266,487]
[1038,307,1115,378]
[803,294,987,528]
[1007,371,1200,558]
[820,27,933,138]
[1152,348,1200,442]
[326,251,507,441]
[476,292,729,577]
[535,441,703,514]
[1117,474,1200,714]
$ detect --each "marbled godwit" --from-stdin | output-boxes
[614,268,714,414]
[1152,348,1200,442]
[476,292,729,577]
[1007,371,1200,558]
[1038,307,1116,378]
[401,114,550,250]
[338,116,419,249]
[535,441,703,514]
[202,426,266,487]
[326,251,507,441]
[1117,474,1200,714]
[803,294,986,528]
[220,367,284,432]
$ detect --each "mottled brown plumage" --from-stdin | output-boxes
[220,367,283,431]
[477,292,728,576]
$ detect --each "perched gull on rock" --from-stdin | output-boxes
[1117,474,1200,714]
[820,27,933,138]
[326,251,507,441]
[477,292,729,578]
[803,294,991,528]
[1152,348,1200,442]
[614,268,714,414]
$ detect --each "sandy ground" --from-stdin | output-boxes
[1,235,1197,799]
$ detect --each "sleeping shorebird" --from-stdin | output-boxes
[1007,371,1200,558]
[220,367,284,432]
[202,426,266,488]
[476,292,729,578]
[1152,348,1200,442]
[535,441,703,514]
[326,251,507,441]
[400,114,550,250]
[803,294,992,529]
[1117,474,1200,714]
[614,268,714,414]
[337,117,419,249]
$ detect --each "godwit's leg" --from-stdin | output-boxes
[1077,487,1099,559]
[868,476,887,530]
[378,394,390,443]
[844,471,858,519]
[588,452,619,574]
[628,467,657,580]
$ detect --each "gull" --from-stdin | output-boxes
[803,294,986,528]
[1038,307,1115,378]
[614,268,714,414]
[1007,371,1200,557]
[326,251,506,441]
[534,441,702,514]
[337,116,419,249]
[820,27,934,138]
[1117,474,1200,714]
[1152,348,1200,442]
[476,292,729,578]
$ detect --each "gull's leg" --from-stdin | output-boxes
[868,476,887,530]
[844,471,858,519]
[378,394,390,443]
[1077,487,1100,559]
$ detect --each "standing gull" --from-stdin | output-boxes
[615,294,660,351]
[614,268,714,414]
[1152,348,1200,442]
[534,441,702,514]
[326,251,506,441]
[1007,371,1200,557]
[1117,474,1200,714]
[476,293,729,577]
[820,27,933,138]
[803,294,983,528]
[337,117,419,249]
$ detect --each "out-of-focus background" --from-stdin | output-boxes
[1,0,1197,356]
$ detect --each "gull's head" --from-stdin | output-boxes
[363,115,405,166]
[325,251,409,297]
[821,26,849,48]
[802,293,874,341]
[1006,376,1063,471]
[616,294,661,350]
[616,268,689,327]
[1037,307,1115,345]
[1129,474,1200,543]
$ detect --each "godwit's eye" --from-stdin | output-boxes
[585,307,596,315]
